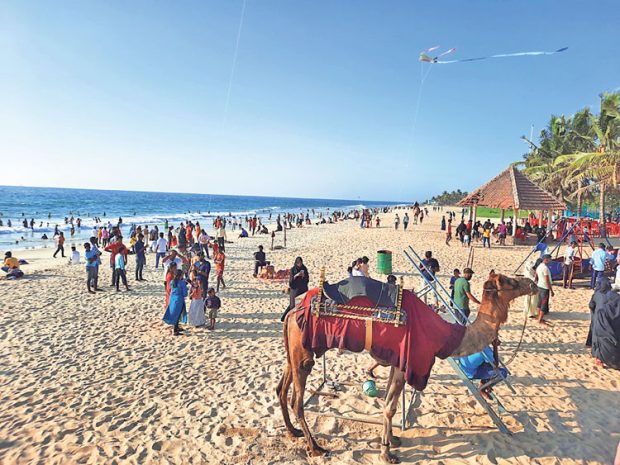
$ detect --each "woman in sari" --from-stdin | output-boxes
[163,269,188,336]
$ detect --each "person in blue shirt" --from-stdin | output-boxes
[590,243,615,289]
[84,242,98,294]
[196,253,211,298]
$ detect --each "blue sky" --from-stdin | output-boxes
[1,1,619,201]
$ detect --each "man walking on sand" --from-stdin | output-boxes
[453,267,480,324]
[536,254,554,325]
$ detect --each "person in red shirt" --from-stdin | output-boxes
[445,219,453,246]
[105,237,128,287]
[213,245,226,292]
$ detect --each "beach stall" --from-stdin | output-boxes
[458,165,567,246]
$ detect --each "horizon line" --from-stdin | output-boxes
[0,184,406,205]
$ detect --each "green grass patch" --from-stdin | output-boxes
[475,207,530,219]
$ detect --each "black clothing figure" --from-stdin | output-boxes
[281,257,309,321]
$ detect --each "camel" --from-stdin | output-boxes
[276,272,537,463]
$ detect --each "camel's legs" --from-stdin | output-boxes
[276,363,302,437]
[380,369,405,464]
[291,349,327,456]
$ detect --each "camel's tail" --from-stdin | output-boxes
[283,311,292,366]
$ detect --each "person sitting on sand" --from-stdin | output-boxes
[253,245,269,277]
[2,251,24,279]
[238,227,248,238]
[206,288,221,330]
[69,245,81,265]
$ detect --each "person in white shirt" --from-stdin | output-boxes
[161,250,188,289]
[155,232,168,268]
[562,240,577,289]
[198,229,211,258]
[68,246,81,265]
[215,227,227,252]
[536,254,554,325]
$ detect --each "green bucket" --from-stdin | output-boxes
[376,250,392,275]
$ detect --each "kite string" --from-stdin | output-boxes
[222,0,247,128]
[408,62,433,153]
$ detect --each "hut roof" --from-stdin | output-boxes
[458,165,566,210]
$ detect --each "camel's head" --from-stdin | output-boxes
[482,271,538,324]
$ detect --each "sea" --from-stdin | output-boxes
[0,186,399,250]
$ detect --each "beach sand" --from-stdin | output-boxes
[1,210,618,464]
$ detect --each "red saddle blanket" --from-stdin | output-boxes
[295,288,466,391]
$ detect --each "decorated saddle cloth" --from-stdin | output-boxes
[295,277,466,391]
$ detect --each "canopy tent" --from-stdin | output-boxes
[458,166,566,237]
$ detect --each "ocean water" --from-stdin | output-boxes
[0,186,397,250]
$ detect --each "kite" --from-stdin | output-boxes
[419,46,568,64]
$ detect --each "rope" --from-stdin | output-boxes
[498,309,529,367]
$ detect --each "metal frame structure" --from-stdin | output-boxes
[304,268,410,429]
[403,246,516,433]
[304,250,519,434]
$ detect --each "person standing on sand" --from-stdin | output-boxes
[134,233,146,281]
[445,219,452,246]
[403,213,409,231]
[562,240,577,289]
[195,253,211,298]
[281,257,309,322]
[89,236,102,291]
[215,225,227,252]
[206,288,222,330]
[536,254,554,325]
[53,232,65,258]
[105,237,128,287]
[155,232,167,268]
[163,269,188,336]
[453,268,480,324]
[84,242,98,294]
[198,229,210,258]
[213,245,226,292]
[482,224,492,248]
[590,243,614,289]
[394,214,400,230]
[113,244,130,291]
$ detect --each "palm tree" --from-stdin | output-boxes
[554,92,620,230]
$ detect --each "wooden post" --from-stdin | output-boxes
[500,209,505,222]
[512,208,519,237]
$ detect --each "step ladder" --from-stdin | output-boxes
[401,246,517,434]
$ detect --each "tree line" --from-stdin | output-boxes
[425,91,619,226]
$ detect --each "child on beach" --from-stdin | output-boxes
[214,246,226,292]
[205,288,221,330]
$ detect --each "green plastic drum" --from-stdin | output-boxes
[376,250,392,275]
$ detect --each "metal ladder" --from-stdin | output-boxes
[401,246,516,434]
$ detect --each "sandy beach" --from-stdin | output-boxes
[1,210,618,465]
